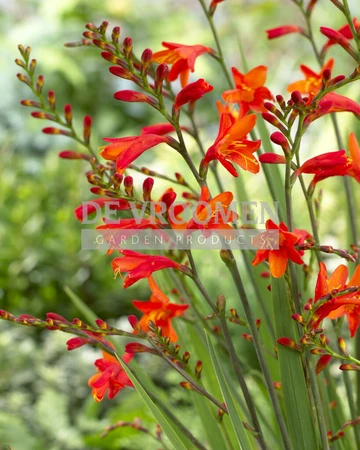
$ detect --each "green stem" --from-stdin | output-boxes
[197,0,233,88]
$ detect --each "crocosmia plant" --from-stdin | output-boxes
[3,0,360,448]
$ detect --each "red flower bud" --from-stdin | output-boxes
[155,63,169,83]
[31,111,56,120]
[123,37,133,56]
[109,65,133,80]
[259,153,286,164]
[64,104,73,125]
[111,26,121,44]
[143,177,154,201]
[42,127,71,136]
[114,90,156,105]
[290,90,303,105]
[174,79,213,110]
[277,337,302,352]
[59,151,90,160]
[270,132,290,153]
[266,25,304,39]
[83,115,92,143]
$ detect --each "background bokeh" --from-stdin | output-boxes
[1,0,359,448]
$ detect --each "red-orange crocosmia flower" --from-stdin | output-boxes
[112,250,185,288]
[295,150,351,185]
[347,132,360,182]
[186,186,238,234]
[152,42,214,87]
[202,113,261,176]
[287,59,334,100]
[100,134,171,174]
[88,350,134,402]
[313,263,360,337]
[266,25,305,40]
[74,198,131,222]
[222,66,273,114]
[174,79,213,110]
[321,18,360,53]
[252,219,306,278]
[133,276,188,342]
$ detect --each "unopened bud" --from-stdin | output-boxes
[277,337,302,352]
[29,59,37,74]
[292,314,304,325]
[123,37,133,57]
[183,351,190,363]
[16,73,30,86]
[64,104,72,125]
[242,333,253,342]
[338,337,348,356]
[291,90,303,105]
[85,22,98,32]
[98,20,109,36]
[276,94,286,110]
[83,115,92,143]
[36,75,44,94]
[141,48,153,72]
[142,177,154,201]
[339,364,360,371]
[124,176,134,197]
[195,360,203,379]
[270,131,290,154]
[155,63,169,84]
[47,90,56,110]
[111,26,121,45]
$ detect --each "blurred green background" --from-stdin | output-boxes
[1,0,359,448]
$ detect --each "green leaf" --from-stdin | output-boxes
[206,332,253,450]
[116,356,190,450]
[272,276,318,450]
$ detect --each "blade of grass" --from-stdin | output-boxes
[206,332,254,450]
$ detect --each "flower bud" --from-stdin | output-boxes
[141,48,153,72]
[98,20,109,35]
[338,337,348,356]
[31,111,56,120]
[85,22,98,32]
[17,73,30,86]
[83,115,92,143]
[339,364,360,371]
[124,176,134,197]
[155,63,169,84]
[123,37,133,57]
[64,104,73,125]
[47,90,56,110]
[36,75,44,94]
[42,127,71,136]
[270,131,290,154]
[29,58,37,74]
[195,360,203,379]
[277,337,302,352]
[143,177,154,201]
[111,26,121,45]
[290,90,303,105]
[183,351,190,363]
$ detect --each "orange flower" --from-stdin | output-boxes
[133,276,188,342]
[287,59,334,99]
[88,350,133,402]
[202,113,261,176]
[100,134,171,174]
[152,42,214,87]
[252,219,306,278]
[347,132,360,182]
[112,250,186,288]
[222,66,273,114]
[313,263,360,337]
[186,186,238,234]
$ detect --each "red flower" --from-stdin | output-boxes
[252,219,306,278]
[174,79,213,110]
[313,263,360,337]
[100,134,171,174]
[287,59,334,100]
[152,42,214,87]
[133,276,188,342]
[74,198,131,222]
[112,250,185,288]
[321,18,360,53]
[88,350,134,402]
[222,66,273,114]
[202,113,261,176]
[295,150,351,185]
[266,25,305,40]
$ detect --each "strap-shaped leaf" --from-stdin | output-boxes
[117,356,190,450]
[272,276,317,450]
[206,332,253,450]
